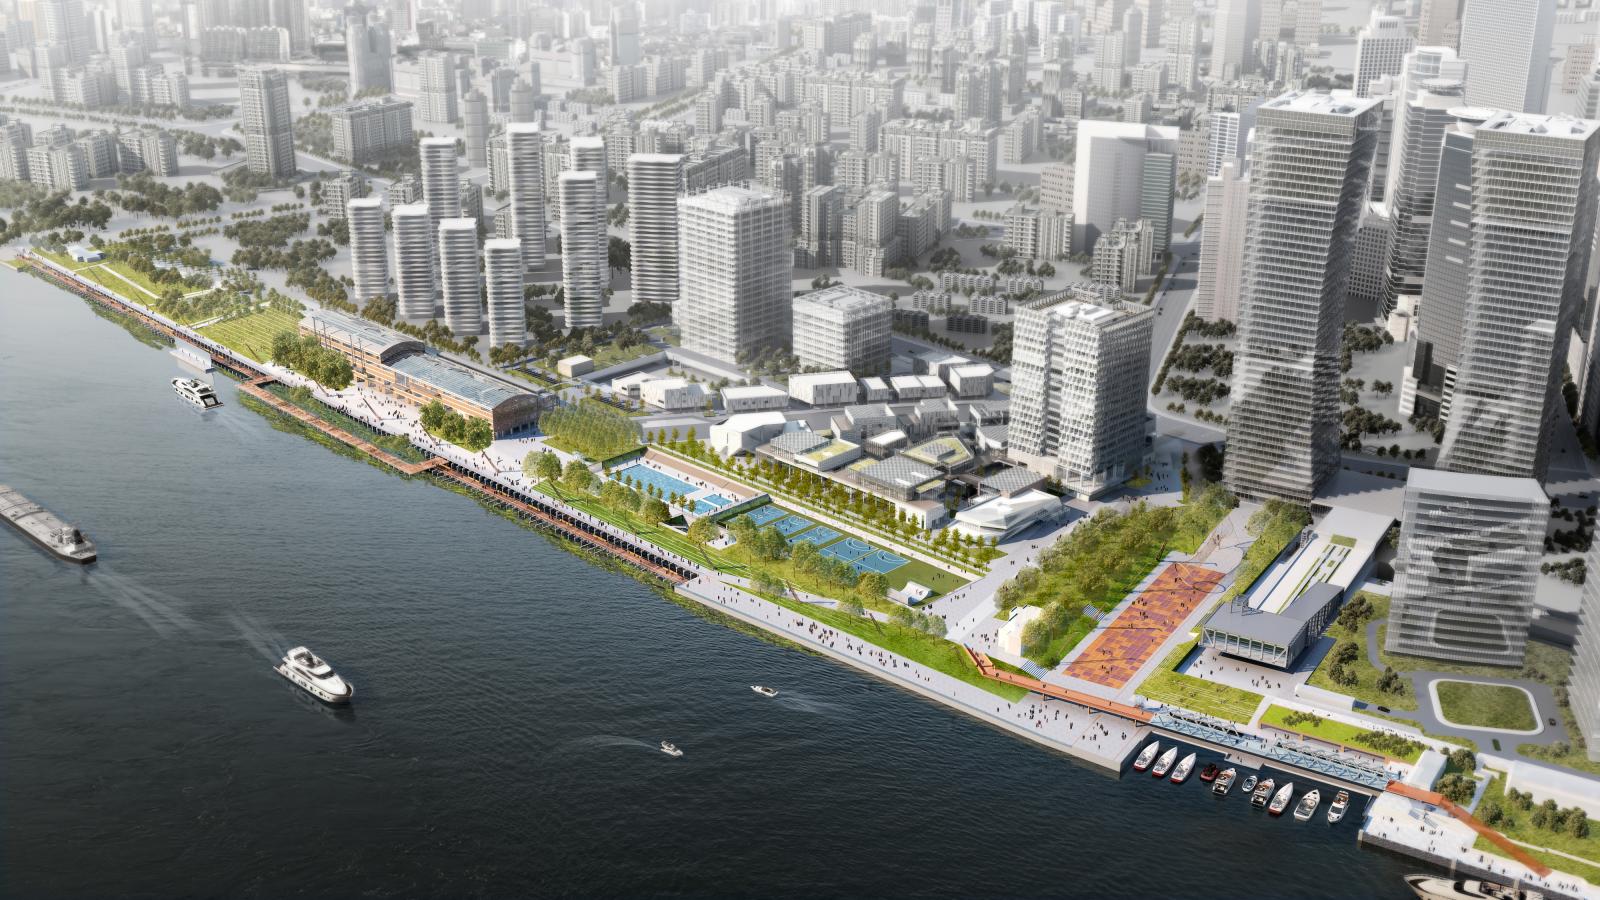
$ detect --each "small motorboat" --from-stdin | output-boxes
[274,646,353,705]
[1212,768,1237,796]
[660,741,682,758]
[751,685,778,698]
[1151,746,1179,778]
[1328,790,1351,824]
[1131,742,1161,773]
[1241,774,1258,794]
[1404,874,1544,900]
[1170,752,1197,784]
[1199,763,1220,783]
[1250,778,1276,808]
[1293,789,1322,821]
[1268,781,1296,816]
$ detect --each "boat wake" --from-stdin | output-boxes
[225,609,292,666]
[773,693,847,716]
[552,735,661,755]
[86,570,200,637]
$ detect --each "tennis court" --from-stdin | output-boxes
[744,506,786,526]
[821,538,872,562]
[773,515,813,537]
[851,549,908,575]
[790,525,841,546]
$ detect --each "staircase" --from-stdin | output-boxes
[1020,660,1050,680]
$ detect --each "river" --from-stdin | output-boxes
[0,269,1421,897]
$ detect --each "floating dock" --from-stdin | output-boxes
[0,485,97,563]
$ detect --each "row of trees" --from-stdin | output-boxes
[728,515,895,604]
[419,400,494,452]
[541,401,640,460]
[269,331,354,391]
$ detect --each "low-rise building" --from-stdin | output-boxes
[641,377,708,411]
[954,489,1061,542]
[948,363,994,398]
[557,355,593,377]
[890,374,946,401]
[721,384,788,413]
[788,371,860,407]
[858,376,893,402]
[711,411,789,457]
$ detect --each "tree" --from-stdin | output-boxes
[530,450,562,483]
[838,595,866,617]
[857,571,890,600]
[562,459,594,493]
[640,497,670,525]
[687,517,719,548]
[890,604,917,628]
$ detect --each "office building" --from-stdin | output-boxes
[1572,538,1600,761]
[1223,91,1383,504]
[345,3,391,96]
[505,123,546,270]
[1458,0,1554,113]
[1387,469,1547,666]
[239,66,294,177]
[419,136,459,227]
[1438,113,1600,480]
[418,51,457,124]
[1211,0,1260,82]
[438,218,480,337]
[1009,286,1153,498]
[558,170,605,330]
[791,285,891,374]
[627,153,683,307]
[392,202,435,323]
[1195,162,1248,325]
[329,98,412,165]
[1353,12,1412,97]
[1418,0,1463,47]
[484,239,525,349]
[40,0,91,65]
[675,186,791,366]
[1379,75,1465,313]
[462,89,488,169]
[1071,121,1178,255]
[347,197,388,306]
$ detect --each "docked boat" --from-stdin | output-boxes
[660,741,683,758]
[1212,768,1237,796]
[0,485,96,563]
[274,646,353,705]
[1241,774,1258,794]
[751,685,778,698]
[1293,789,1322,821]
[1404,875,1543,900]
[1268,782,1296,816]
[1131,742,1161,773]
[172,377,221,409]
[1199,763,1220,783]
[1170,752,1197,784]
[1250,778,1276,808]
[1328,790,1350,824]
[1151,746,1179,778]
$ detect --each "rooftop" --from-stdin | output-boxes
[301,308,423,362]
[789,370,858,387]
[388,352,538,412]
[770,430,830,454]
[1260,89,1383,118]
[980,466,1044,495]
[1478,111,1600,139]
[1404,468,1548,505]
[722,384,786,399]
[794,284,889,315]
[858,454,940,489]
[679,184,783,212]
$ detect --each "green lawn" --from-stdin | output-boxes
[1382,638,1573,687]
[1434,681,1538,731]
[1306,593,1417,711]
[199,307,302,362]
[1259,704,1425,763]
[587,340,663,369]
[1474,774,1600,883]
[532,481,726,569]
[1135,639,1265,724]
[1474,838,1600,888]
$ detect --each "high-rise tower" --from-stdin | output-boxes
[347,196,388,306]
[627,152,683,307]
[674,186,791,365]
[239,66,295,177]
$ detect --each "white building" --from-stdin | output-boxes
[1194,161,1248,322]
[392,202,435,323]
[238,65,294,177]
[420,136,460,227]
[641,377,707,411]
[791,285,891,375]
[438,218,480,337]
[788,371,861,406]
[558,170,606,329]
[628,153,683,307]
[505,123,547,270]
[675,186,792,365]
[1353,11,1412,97]
[711,411,789,457]
[1071,120,1178,255]
[1574,538,1600,761]
[721,384,788,412]
[347,197,388,306]
[890,374,947,401]
[948,363,994,398]
[484,238,524,348]
[1458,0,1554,114]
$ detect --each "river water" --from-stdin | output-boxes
[0,270,1421,897]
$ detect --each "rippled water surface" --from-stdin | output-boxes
[1,273,1420,897]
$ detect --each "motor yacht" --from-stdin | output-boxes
[1170,752,1197,784]
[1150,746,1179,778]
[1404,875,1543,900]
[1250,778,1276,808]
[1212,768,1237,796]
[172,377,221,409]
[1328,790,1350,824]
[1199,763,1220,783]
[1293,789,1321,822]
[751,685,778,698]
[1131,742,1161,773]
[274,646,353,704]
[1268,782,1296,816]
[660,741,683,758]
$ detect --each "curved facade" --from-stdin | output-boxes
[392,202,435,323]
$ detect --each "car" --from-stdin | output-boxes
[1550,717,1558,727]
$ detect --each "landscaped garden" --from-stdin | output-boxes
[1473,773,1600,885]
[1307,592,1415,710]
[1136,638,1264,724]
[198,307,303,361]
[1259,704,1425,763]
[996,483,1236,667]
[1219,500,1312,602]
[541,400,642,460]
[1434,681,1538,732]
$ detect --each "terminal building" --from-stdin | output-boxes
[299,308,547,436]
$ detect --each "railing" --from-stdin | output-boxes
[1150,709,1395,791]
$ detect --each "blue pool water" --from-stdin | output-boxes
[613,464,697,498]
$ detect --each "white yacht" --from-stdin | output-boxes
[1268,781,1296,816]
[275,646,353,704]
[751,685,778,698]
[172,377,221,409]
[1150,746,1179,778]
[1212,768,1237,796]
[1405,875,1543,900]
[1131,741,1161,773]
[1169,752,1197,784]
[660,741,682,758]
[1328,790,1350,824]
[1293,789,1321,821]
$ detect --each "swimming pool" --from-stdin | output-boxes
[613,464,697,498]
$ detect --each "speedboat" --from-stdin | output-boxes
[1150,746,1179,778]
[1241,774,1258,794]
[1404,875,1544,900]
[660,741,682,758]
[1293,789,1321,821]
[751,685,778,698]
[1250,778,1276,808]
[1170,752,1197,784]
[1268,782,1296,816]
[172,377,221,409]
[274,646,353,704]
[1328,790,1350,824]
[1131,742,1161,773]
[1212,768,1237,796]
[1199,763,1220,783]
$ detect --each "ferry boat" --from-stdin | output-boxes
[1150,746,1179,778]
[1250,778,1276,808]
[1212,768,1237,796]
[1131,742,1161,772]
[172,377,221,409]
[1240,774,1258,794]
[1199,763,1220,783]
[1170,752,1197,784]
[274,646,353,705]
[751,685,778,698]
[1293,789,1321,821]
[660,741,683,758]
[1404,875,1544,900]
[1328,790,1350,824]
[1268,782,1296,816]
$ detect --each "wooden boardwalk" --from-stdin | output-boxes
[236,379,444,476]
[964,646,1154,723]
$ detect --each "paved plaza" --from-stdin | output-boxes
[1062,563,1225,689]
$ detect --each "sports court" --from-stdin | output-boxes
[772,515,813,537]
[820,537,872,562]
[1061,563,1226,690]
[743,505,786,526]
[791,525,841,546]
[851,549,907,575]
